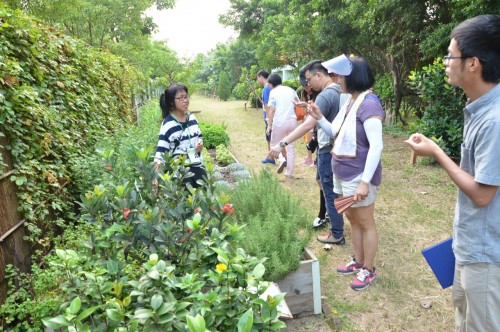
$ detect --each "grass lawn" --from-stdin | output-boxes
[191,94,456,332]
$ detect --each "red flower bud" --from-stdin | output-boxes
[122,208,131,220]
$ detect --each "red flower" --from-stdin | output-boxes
[221,203,235,215]
[187,228,192,233]
[194,208,201,214]
[122,208,131,220]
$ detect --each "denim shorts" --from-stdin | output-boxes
[333,173,377,207]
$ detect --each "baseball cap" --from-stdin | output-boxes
[321,54,352,76]
[299,73,308,86]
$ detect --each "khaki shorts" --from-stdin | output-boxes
[333,173,377,207]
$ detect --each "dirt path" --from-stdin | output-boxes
[193,96,456,331]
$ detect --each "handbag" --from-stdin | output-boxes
[294,102,307,121]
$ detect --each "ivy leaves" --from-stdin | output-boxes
[0,4,137,243]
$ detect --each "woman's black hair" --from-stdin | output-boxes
[159,83,188,119]
[344,57,375,93]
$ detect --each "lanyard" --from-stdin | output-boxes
[172,114,192,148]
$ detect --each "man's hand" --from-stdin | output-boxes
[405,133,442,158]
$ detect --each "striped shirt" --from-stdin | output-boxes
[154,113,203,166]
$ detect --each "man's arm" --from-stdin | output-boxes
[406,133,498,207]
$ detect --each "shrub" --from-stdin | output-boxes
[217,72,231,101]
[231,170,251,181]
[226,163,247,172]
[229,170,312,281]
[1,98,286,331]
[216,144,235,166]
[232,82,249,100]
[409,59,466,158]
[36,148,286,331]
[199,122,230,149]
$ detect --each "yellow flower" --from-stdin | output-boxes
[216,263,228,273]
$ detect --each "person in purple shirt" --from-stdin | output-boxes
[308,55,385,291]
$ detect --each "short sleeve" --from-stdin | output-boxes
[269,90,276,108]
[358,95,384,123]
[262,85,271,104]
[474,121,500,186]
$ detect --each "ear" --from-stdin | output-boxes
[468,57,483,73]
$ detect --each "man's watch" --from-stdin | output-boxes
[279,140,288,148]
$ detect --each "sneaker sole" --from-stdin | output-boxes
[337,269,361,276]
[351,276,376,291]
[317,236,346,245]
[277,162,287,174]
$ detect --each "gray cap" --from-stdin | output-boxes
[321,54,352,76]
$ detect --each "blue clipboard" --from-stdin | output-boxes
[421,237,455,289]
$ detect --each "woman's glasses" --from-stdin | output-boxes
[174,95,189,101]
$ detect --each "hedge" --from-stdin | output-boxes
[0,4,140,244]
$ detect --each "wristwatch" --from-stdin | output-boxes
[279,140,288,148]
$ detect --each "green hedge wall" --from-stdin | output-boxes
[0,5,139,243]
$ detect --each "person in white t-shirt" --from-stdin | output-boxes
[266,73,299,177]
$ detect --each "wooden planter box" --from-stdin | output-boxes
[277,247,322,317]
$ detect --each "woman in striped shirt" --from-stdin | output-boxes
[154,84,206,188]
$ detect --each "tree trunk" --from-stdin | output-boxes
[386,53,406,125]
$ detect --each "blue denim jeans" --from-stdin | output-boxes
[317,152,344,238]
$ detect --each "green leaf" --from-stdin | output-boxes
[150,294,163,310]
[147,269,160,280]
[211,247,229,265]
[42,315,70,328]
[232,263,244,274]
[134,308,154,319]
[157,312,175,324]
[76,306,99,321]
[14,176,27,185]
[107,259,119,275]
[106,308,125,322]
[156,302,176,315]
[237,309,253,332]
[68,296,81,315]
[251,263,265,279]
[272,320,287,329]
[187,314,206,332]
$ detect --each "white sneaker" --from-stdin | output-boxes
[312,217,327,229]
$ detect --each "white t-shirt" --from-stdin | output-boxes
[269,85,298,127]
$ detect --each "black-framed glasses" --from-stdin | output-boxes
[174,95,189,101]
[304,73,315,84]
[443,55,467,64]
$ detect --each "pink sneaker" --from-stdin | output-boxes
[337,258,363,275]
[303,157,313,166]
[351,267,377,291]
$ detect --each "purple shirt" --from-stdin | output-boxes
[332,94,384,186]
